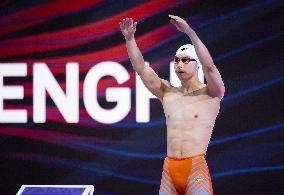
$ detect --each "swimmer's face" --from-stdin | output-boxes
[174,54,198,80]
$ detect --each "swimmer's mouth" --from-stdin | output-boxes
[177,70,185,74]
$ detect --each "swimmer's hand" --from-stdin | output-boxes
[168,14,193,34]
[119,18,137,41]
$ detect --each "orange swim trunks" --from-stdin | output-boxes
[159,153,213,195]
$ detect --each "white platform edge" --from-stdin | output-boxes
[16,185,94,195]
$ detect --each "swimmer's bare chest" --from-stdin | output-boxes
[162,85,221,158]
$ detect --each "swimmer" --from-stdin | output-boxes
[119,14,225,195]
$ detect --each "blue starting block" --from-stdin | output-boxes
[16,185,94,195]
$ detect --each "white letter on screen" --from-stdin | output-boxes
[84,61,130,124]
[0,63,27,123]
[136,62,157,123]
[33,63,79,123]
[170,61,180,87]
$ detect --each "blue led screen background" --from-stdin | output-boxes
[0,0,283,194]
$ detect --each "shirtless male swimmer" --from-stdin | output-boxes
[119,14,225,195]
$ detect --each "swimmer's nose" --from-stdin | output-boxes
[177,62,183,68]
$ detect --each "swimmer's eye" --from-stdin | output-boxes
[174,57,196,64]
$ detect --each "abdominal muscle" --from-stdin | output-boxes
[162,90,220,159]
[166,120,213,159]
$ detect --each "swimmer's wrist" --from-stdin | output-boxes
[124,35,135,41]
[185,29,196,37]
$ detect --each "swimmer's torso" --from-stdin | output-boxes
[162,84,221,159]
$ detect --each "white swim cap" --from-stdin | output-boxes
[176,44,201,66]
[175,44,204,83]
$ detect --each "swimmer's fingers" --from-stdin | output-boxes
[119,19,126,30]
[169,15,191,33]
[119,18,137,39]
[128,18,137,30]
[125,18,131,27]
[119,18,137,30]
[133,21,137,29]
[119,21,124,30]
[170,18,179,26]
[168,14,184,22]
[119,18,128,30]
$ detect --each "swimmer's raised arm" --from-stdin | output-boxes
[119,18,170,101]
[119,18,144,73]
[169,14,225,99]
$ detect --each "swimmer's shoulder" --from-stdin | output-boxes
[158,79,179,102]
[160,79,180,93]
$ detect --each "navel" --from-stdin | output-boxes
[194,114,198,118]
[167,114,170,118]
